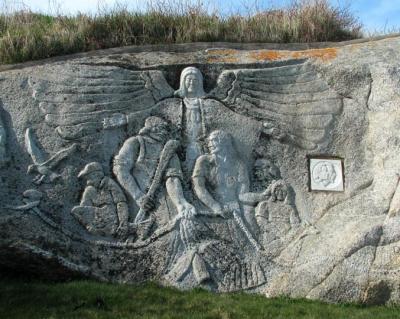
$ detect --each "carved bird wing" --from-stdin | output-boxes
[29,63,174,140]
[25,128,46,165]
[42,143,78,170]
[209,60,342,150]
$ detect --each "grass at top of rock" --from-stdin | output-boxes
[0,279,400,319]
[0,0,363,65]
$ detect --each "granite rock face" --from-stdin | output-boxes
[1,36,400,304]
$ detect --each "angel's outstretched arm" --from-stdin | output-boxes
[239,192,269,205]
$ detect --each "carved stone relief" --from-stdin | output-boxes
[1,59,352,294]
[3,37,400,303]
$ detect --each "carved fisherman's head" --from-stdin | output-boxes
[139,116,169,142]
[175,67,206,98]
[207,130,234,155]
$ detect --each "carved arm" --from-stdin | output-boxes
[79,186,96,206]
[113,137,145,203]
[193,175,222,214]
[166,177,194,216]
[239,192,269,205]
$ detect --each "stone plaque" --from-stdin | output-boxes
[309,158,344,191]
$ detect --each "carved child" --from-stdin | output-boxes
[242,159,301,248]
[71,162,130,238]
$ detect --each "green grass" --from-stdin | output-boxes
[0,0,363,64]
[1,279,400,319]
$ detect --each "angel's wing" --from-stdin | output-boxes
[25,128,46,165]
[209,61,342,150]
[29,64,174,140]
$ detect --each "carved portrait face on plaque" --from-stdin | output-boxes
[309,158,344,192]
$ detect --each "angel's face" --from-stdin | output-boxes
[184,74,200,96]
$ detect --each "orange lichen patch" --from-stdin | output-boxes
[247,47,338,62]
[206,49,238,55]
[207,56,240,63]
[291,47,338,61]
[249,50,287,61]
[206,49,240,63]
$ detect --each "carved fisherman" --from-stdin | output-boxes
[192,130,262,251]
[71,162,130,237]
[113,116,196,229]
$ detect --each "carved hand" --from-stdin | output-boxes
[115,223,129,238]
[103,113,127,129]
[138,195,156,212]
[221,201,240,218]
[210,204,225,218]
[262,188,272,200]
[177,202,197,219]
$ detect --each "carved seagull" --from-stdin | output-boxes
[25,128,77,184]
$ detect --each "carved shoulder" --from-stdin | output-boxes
[114,136,141,162]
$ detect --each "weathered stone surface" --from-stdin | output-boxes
[1,36,400,304]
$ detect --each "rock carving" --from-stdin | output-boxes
[9,49,396,303]
[29,62,341,151]
[23,62,342,291]
[193,130,262,251]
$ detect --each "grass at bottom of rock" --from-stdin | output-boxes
[1,279,400,319]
